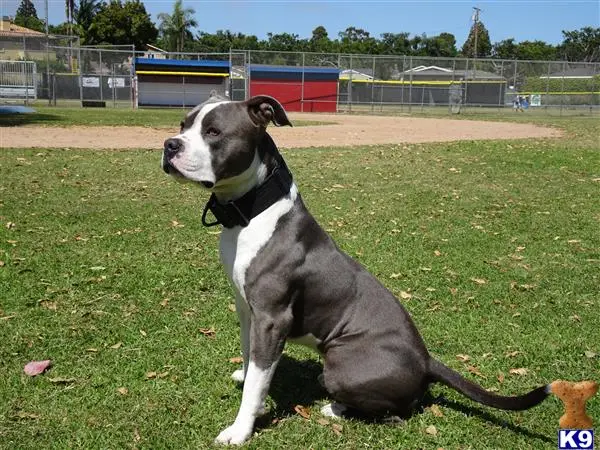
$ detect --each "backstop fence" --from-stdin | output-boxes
[1,38,598,115]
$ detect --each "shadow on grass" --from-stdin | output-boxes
[254,356,551,444]
[0,113,61,127]
[270,356,328,414]
[435,396,553,444]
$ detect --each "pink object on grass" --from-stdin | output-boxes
[24,360,52,376]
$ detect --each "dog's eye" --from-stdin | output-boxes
[179,121,184,131]
[206,127,220,137]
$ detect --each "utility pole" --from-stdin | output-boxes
[472,7,481,58]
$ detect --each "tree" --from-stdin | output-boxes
[14,0,45,32]
[380,32,411,55]
[515,40,557,61]
[492,38,518,59]
[558,27,600,62]
[66,0,75,35]
[427,33,458,57]
[309,26,332,52]
[338,26,379,54]
[157,0,198,53]
[75,0,101,30]
[193,30,262,53]
[87,0,158,49]
[462,20,492,58]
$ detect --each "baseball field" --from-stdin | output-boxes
[1,107,598,448]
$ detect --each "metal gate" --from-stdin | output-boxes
[0,60,37,104]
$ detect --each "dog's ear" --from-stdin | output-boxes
[246,95,292,128]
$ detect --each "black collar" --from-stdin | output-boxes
[201,148,293,229]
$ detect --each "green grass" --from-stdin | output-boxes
[0,106,333,128]
[1,113,599,449]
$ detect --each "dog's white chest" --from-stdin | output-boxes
[219,185,297,299]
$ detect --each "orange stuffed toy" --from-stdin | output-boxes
[550,380,598,429]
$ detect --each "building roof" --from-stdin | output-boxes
[0,17,46,36]
[544,67,598,78]
[134,57,230,68]
[400,65,505,80]
[249,64,340,74]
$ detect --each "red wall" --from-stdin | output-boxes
[249,79,337,113]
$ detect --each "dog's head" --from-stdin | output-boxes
[161,93,292,191]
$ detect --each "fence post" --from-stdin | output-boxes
[371,56,376,113]
[112,64,116,108]
[336,53,341,113]
[348,54,353,113]
[99,50,103,103]
[182,75,186,109]
[52,72,57,106]
[498,60,504,111]
[546,61,551,111]
[590,62,596,114]
[247,51,252,100]
[301,52,305,112]
[79,47,83,106]
[408,56,413,114]
[560,60,566,116]
[463,57,469,111]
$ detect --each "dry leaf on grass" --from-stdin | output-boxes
[145,371,157,379]
[199,327,216,338]
[470,277,487,285]
[110,342,123,349]
[48,377,76,384]
[456,354,470,362]
[117,387,129,395]
[294,404,310,419]
[467,365,486,378]
[160,298,169,307]
[316,418,330,426]
[228,303,236,312]
[24,360,52,376]
[399,291,412,300]
[429,404,444,417]
[505,350,521,358]
[584,351,597,358]
[331,423,343,436]
[497,371,505,384]
[509,368,528,376]
[425,425,438,436]
[229,356,243,364]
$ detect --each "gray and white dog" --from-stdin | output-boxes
[162,94,550,445]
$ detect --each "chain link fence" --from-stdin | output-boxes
[1,37,598,115]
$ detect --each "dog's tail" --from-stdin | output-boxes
[428,358,549,410]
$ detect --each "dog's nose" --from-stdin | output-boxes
[164,138,182,159]
[201,181,214,189]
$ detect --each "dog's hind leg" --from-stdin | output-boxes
[321,403,348,418]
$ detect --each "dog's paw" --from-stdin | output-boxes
[214,423,252,446]
[231,369,245,383]
[321,402,347,418]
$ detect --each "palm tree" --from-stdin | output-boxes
[65,0,75,35]
[157,0,198,54]
[74,0,101,31]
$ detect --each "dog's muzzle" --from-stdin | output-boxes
[162,138,182,175]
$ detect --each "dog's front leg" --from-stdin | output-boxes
[231,294,250,383]
[215,308,291,445]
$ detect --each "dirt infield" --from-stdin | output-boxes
[1,112,561,150]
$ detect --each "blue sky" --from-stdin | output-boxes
[2,0,599,46]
